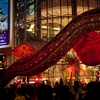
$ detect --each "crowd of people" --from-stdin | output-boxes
[0,79,100,100]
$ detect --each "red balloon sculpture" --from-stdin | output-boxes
[73,31,100,66]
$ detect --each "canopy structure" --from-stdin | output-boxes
[0,7,100,87]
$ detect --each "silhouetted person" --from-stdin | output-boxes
[96,71,100,83]
[36,84,53,100]
[60,78,63,86]
[75,83,87,100]
[59,85,74,100]
[83,81,100,100]
[53,82,60,100]
[14,87,26,100]
[25,85,36,100]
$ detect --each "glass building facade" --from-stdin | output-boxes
[14,0,100,84]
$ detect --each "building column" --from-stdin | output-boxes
[71,0,79,81]
[34,0,41,39]
[71,0,77,18]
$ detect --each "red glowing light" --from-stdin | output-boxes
[36,78,39,81]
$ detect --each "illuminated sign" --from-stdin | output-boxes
[0,0,9,46]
